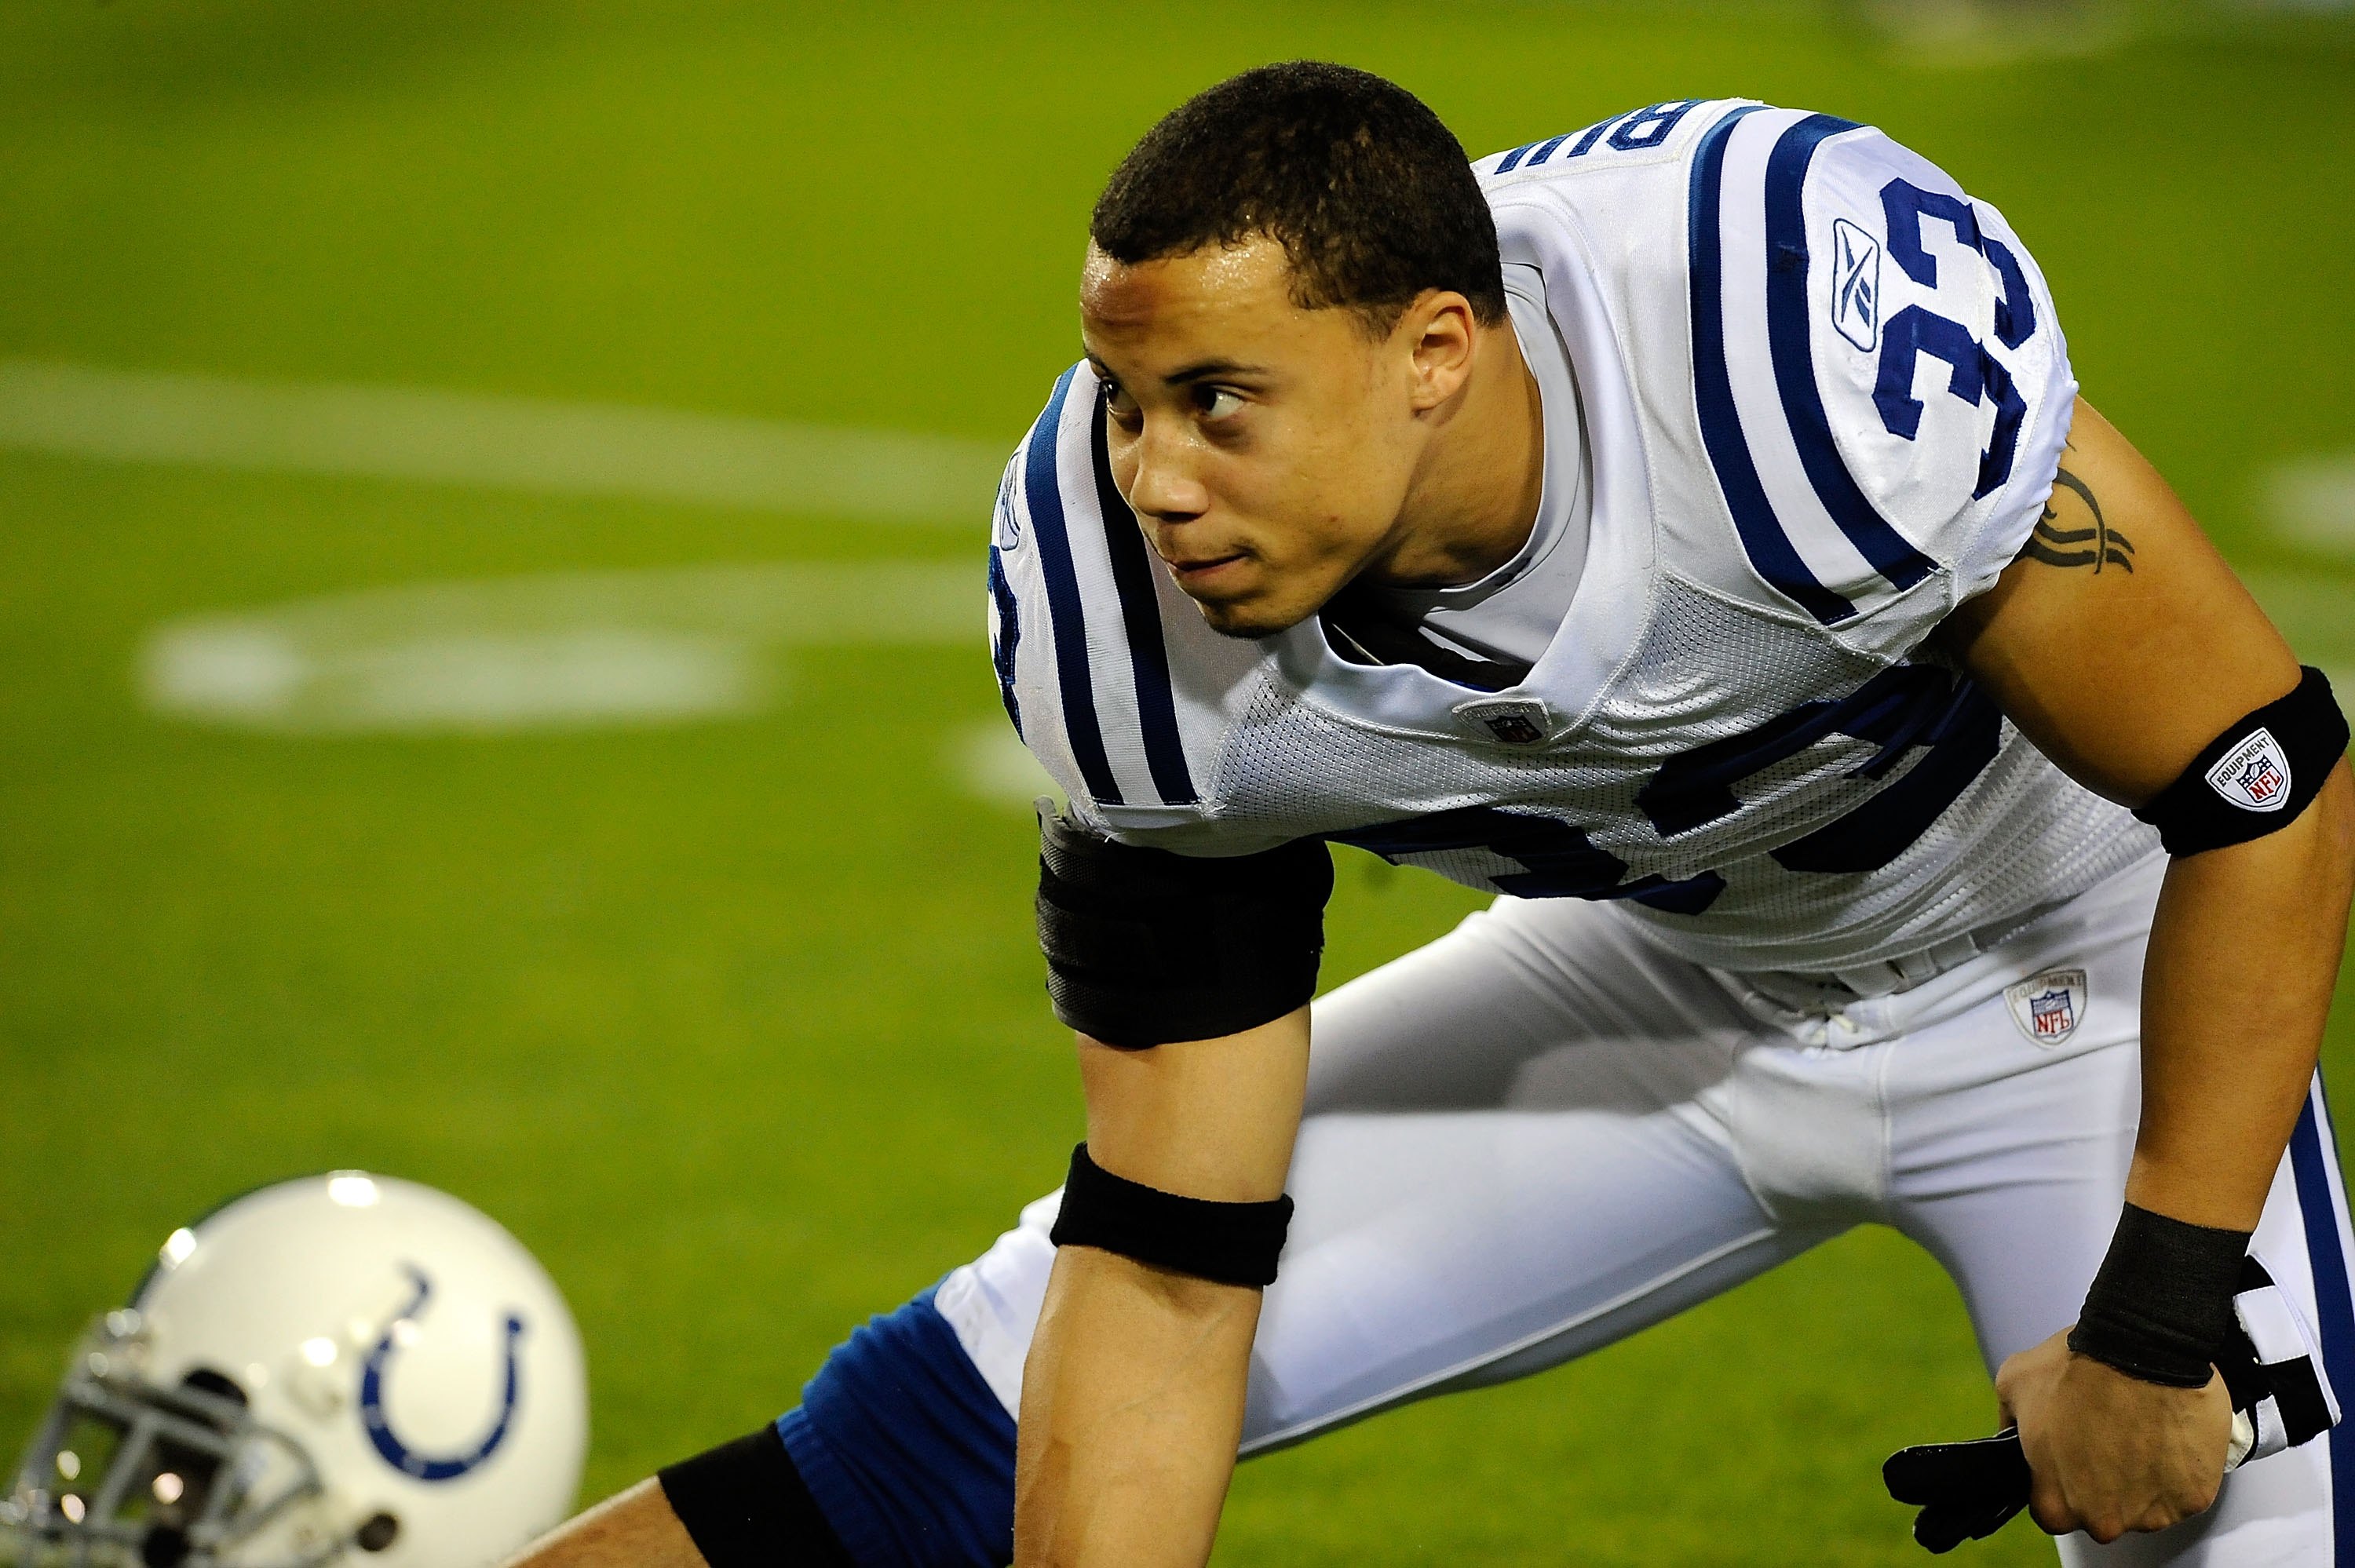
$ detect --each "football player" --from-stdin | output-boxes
[508,64,2355,1566]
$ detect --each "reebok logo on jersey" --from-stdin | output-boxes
[2005,968,2087,1048]
[2206,729,2291,811]
[1831,217,1880,352]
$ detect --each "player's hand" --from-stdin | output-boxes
[1995,1326,2233,1543]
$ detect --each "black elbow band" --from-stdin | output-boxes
[2068,1203,2253,1388]
[656,1424,854,1568]
[1035,808,1333,1049]
[1049,1142,1294,1287]
[2134,667,2348,857]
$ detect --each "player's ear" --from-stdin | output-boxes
[1401,290,1477,412]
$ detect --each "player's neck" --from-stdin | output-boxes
[1366,319,1544,590]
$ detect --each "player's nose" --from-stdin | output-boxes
[1124,420,1212,523]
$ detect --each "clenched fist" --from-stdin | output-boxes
[1998,1326,2233,1543]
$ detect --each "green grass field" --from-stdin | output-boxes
[4,4,2353,1563]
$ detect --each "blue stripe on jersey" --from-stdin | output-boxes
[2291,1082,2355,1561]
[1762,115,1938,596]
[776,1285,1016,1568]
[1088,394,1198,806]
[1494,140,1544,173]
[1686,105,1857,625]
[1022,369,1123,806]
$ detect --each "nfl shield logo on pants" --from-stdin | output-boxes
[2005,968,2088,1048]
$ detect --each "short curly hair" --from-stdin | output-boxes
[1089,62,1506,335]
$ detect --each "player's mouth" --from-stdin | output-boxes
[1162,552,1247,586]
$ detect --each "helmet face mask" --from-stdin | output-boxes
[3,1176,586,1568]
[5,1313,338,1568]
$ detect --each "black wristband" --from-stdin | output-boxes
[1035,809,1331,1049]
[1050,1143,1294,1287]
[2068,1203,2251,1388]
[656,1424,854,1568]
[2134,666,2349,857]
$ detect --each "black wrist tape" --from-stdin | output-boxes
[1050,1143,1294,1288]
[2134,666,2348,857]
[1035,808,1332,1049]
[2068,1203,2252,1388]
[656,1424,853,1568]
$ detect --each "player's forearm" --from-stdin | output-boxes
[498,1479,710,1568]
[1013,1245,1261,1568]
[2131,761,2355,1229]
[1013,814,1316,1566]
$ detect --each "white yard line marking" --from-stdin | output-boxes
[2266,457,2355,556]
[0,360,1006,523]
[142,560,980,733]
[148,627,771,733]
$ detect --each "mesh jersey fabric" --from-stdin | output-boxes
[984,97,2149,975]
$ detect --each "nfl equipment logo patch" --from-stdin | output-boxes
[2005,968,2088,1048]
[1453,696,1554,746]
[1831,217,1881,352]
[2205,728,2291,812]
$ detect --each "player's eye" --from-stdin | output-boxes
[1193,385,1244,421]
[1100,380,1141,429]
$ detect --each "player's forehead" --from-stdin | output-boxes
[1079,235,1329,374]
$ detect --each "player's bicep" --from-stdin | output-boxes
[1940,397,2302,804]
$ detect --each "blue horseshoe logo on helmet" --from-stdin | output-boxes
[358,1265,526,1482]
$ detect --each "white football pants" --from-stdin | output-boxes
[934,851,2355,1563]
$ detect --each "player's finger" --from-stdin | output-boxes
[2026,1479,2079,1539]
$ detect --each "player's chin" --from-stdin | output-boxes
[1185,583,1313,642]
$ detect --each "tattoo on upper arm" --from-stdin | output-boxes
[2021,467,2135,574]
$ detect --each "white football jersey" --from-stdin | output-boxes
[985,98,2156,974]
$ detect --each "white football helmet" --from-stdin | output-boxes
[2,1173,587,1568]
